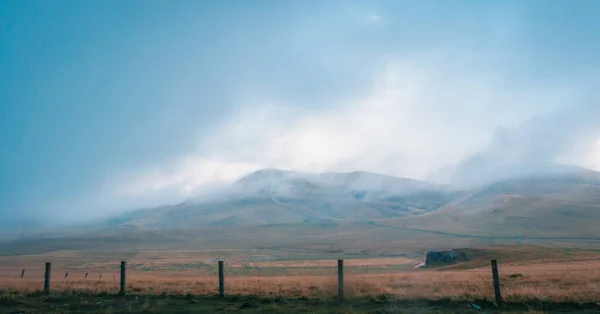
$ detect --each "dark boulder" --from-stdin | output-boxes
[424,250,458,267]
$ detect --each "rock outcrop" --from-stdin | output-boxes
[423,249,475,268]
[425,250,458,267]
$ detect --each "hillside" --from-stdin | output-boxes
[105,169,461,229]
[4,170,600,255]
[376,169,600,238]
[103,168,600,238]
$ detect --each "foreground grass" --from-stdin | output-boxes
[2,246,600,312]
[2,291,600,313]
[4,258,600,303]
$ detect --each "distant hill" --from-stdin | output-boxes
[102,168,600,239]
[376,169,600,238]
[4,168,600,254]
[106,169,461,229]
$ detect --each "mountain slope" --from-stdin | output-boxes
[377,170,600,238]
[105,168,600,237]
[108,169,460,228]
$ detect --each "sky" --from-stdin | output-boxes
[1,0,599,227]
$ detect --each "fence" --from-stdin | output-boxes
[21,259,505,306]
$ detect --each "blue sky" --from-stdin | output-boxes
[1,0,599,227]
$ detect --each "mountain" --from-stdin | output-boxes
[449,155,594,187]
[106,169,462,229]
[376,168,600,238]
[4,168,600,254]
[103,167,600,239]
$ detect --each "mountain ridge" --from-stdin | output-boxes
[105,169,462,229]
[102,167,600,235]
[376,167,600,238]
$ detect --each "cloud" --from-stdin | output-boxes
[584,139,600,170]
[448,105,600,186]
[369,14,381,22]
[112,51,592,201]
[114,157,262,198]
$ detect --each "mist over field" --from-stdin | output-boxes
[1,0,599,230]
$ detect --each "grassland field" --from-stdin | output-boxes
[2,244,600,313]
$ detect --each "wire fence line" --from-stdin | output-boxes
[1,259,508,305]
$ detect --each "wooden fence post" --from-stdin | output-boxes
[218,260,225,297]
[21,269,25,279]
[44,262,51,295]
[338,259,344,301]
[119,261,127,296]
[491,259,503,306]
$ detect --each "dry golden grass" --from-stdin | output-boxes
[3,263,600,302]
[247,257,415,268]
[0,247,596,297]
